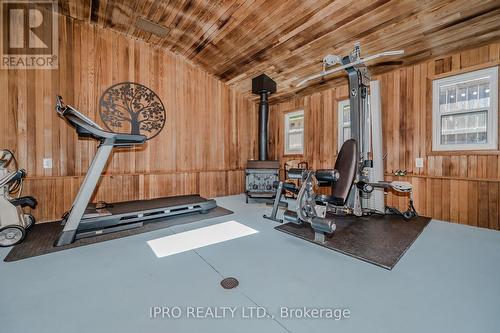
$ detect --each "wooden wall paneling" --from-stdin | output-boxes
[228,89,239,170]
[0,52,5,147]
[477,156,487,179]
[2,50,10,151]
[432,179,442,220]
[227,170,246,195]
[411,64,421,175]
[132,39,148,175]
[59,18,72,176]
[498,155,500,179]
[334,86,348,157]
[6,70,14,154]
[2,65,11,149]
[51,45,62,177]
[425,61,434,157]
[488,182,499,230]
[199,171,228,199]
[449,179,459,223]
[399,68,408,173]
[72,20,84,176]
[220,83,231,169]
[477,181,490,228]
[410,177,421,215]
[442,156,451,176]
[321,89,335,168]
[307,93,320,170]
[487,156,498,179]
[112,31,131,175]
[419,63,428,175]
[399,67,413,209]
[441,179,450,222]
[467,182,478,227]
[33,69,42,177]
[377,73,387,172]
[458,180,469,225]
[448,156,458,177]
[468,156,478,179]
[435,156,443,177]
[17,69,29,170]
[150,173,199,198]
[490,43,500,62]
[458,155,467,178]
[22,179,52,222]
[268,103,282,164]
[150,49,162,172]
[387,71,396,173]
[160,50,178,173]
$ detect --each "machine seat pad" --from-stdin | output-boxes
[331,139,358,206]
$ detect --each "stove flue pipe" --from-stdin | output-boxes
[252,74,277,161]
[258,92,270,161]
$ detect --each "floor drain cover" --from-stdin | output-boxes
[220,277,239,289]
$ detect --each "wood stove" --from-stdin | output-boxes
[245,74,280,203]
[245,160,280,203]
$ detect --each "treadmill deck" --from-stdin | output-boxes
[86,195,213,215]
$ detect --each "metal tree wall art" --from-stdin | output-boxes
[99,82,166,140]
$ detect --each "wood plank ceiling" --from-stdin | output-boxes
[57,0,500,102]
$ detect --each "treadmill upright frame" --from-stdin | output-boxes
[55,142,114,246]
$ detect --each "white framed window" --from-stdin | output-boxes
[337,100,351,150]
[337,97,373,151]
[432,66,498,151]
[284,110,304,155]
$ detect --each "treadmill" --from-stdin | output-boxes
[54,96,217,247]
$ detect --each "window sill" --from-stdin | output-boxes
[427,150,500,156]
[283,153,304,158]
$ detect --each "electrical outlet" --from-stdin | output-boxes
[415,157,424,168]
[43,158,53,169]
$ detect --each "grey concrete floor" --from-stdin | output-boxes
[1,194,499,333]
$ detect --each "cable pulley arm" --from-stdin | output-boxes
[297,49,404,87]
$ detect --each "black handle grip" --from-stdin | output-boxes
[10,196,38,209]
[10,169,26,182]
[315,169,339,182]
[288,168,306,179]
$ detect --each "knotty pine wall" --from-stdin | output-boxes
[0,14,258,222]
[269,43,500,230]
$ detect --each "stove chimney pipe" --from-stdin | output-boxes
[252,74,277,161]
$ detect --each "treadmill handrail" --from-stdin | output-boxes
[63,105,106,131]
[56,98,146,145]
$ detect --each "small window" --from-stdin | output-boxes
[432,67,498,151]
[284,110,304,155]
[338,100,351,150]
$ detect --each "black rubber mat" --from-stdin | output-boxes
[275,214,431,270]
[4,206,233,262]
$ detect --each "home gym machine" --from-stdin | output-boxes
[265,43,417,243]
[54,96,217,247]
[0,149,37,246]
